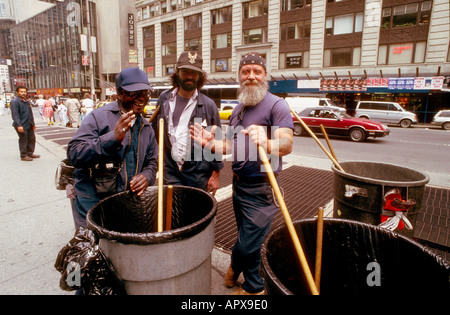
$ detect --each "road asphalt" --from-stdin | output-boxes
[0,110,447,296]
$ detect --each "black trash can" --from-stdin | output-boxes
[332,161,430,238]
[87,185,217,295]
[261,218,450,295]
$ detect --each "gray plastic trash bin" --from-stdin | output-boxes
[261,218,450,295]
[332,161,429,237]
[87,185,217,295]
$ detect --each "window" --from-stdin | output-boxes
[326,13,363,35]
[211,58,231,73]
[382,8,391,29]
[162,20,176,35]
[211,6,232,24]
[243,0,268,19]
[143,25,154,40]
[146,66,155,78]
[243,28,267,44]
[324,47,361,67]
[212,33,231,49]
[393,3,418,27]
[142,6,149,19]
[144,48,154,58]
[279,51,310,69]
[164,64,175,76]
[170,0,177,11]
[280,20,311,40]
[162,43,176,56]
[281,0,311,11]
[384,1,432,28]
[419,1,432,24]
[378,42,426,64]
[414,41,426,63]
[185,38,201,51]
[185,14,202,31]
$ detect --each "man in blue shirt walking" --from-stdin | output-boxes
[10,86,40,161]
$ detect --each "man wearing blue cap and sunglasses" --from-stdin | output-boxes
[67,67,159,228]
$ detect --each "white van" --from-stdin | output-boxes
[355,101,417,128]
[285,97,339,113]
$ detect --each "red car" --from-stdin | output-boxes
[293,106,390,142]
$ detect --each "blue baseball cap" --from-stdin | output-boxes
[115,68,152,92]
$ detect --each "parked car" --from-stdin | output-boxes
[286,97,339,113]
[431,110,450,130]
[293,106,390,142]
[355,101,417,128]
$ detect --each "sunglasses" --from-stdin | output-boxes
[121,89,150,99]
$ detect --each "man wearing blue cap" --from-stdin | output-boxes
[67,67,159,228]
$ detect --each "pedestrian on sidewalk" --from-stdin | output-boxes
[81,93,94,117]
[10,86,40,161]
[35,94,46,122]
[43,96,54,126]
[67,67,159,229]
[191,52,294,295]
[58,100,69,126]
[152,51,223,194]
[65,94,81,128]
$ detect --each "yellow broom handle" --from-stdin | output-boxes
[258,146,319,295]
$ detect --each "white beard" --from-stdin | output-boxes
[238,79,268,107]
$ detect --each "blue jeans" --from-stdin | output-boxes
[231,177,278,293]
[74,195,100,229]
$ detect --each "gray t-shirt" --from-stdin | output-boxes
[227,92,294,177]
[172,94,190,128]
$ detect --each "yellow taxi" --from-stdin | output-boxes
[219,109,233,120]
[144,99,158,118]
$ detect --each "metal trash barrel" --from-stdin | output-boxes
[86,185,217,295]
[331,161,429,237]
[261,218,450,295]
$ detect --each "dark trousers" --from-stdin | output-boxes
[231,177,278,293]
[15,127,36,158]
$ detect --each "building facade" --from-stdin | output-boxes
[135,0,450,122]
[8,0,101,98]
[7,0,138,100]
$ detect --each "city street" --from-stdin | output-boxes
[291,125,450,187]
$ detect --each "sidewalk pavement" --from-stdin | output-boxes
[0,112,447,295]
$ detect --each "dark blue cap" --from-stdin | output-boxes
[115,68,152,92]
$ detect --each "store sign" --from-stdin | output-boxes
[320,79,367,91]
[129,50,138,64]
[286,56,302,69]
[388,77,444,90]
[82,55,89,66]
[128,14,135,46]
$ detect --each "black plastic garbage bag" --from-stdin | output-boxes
[54,227,126,295]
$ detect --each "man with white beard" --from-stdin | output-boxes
[191,52,294,295]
